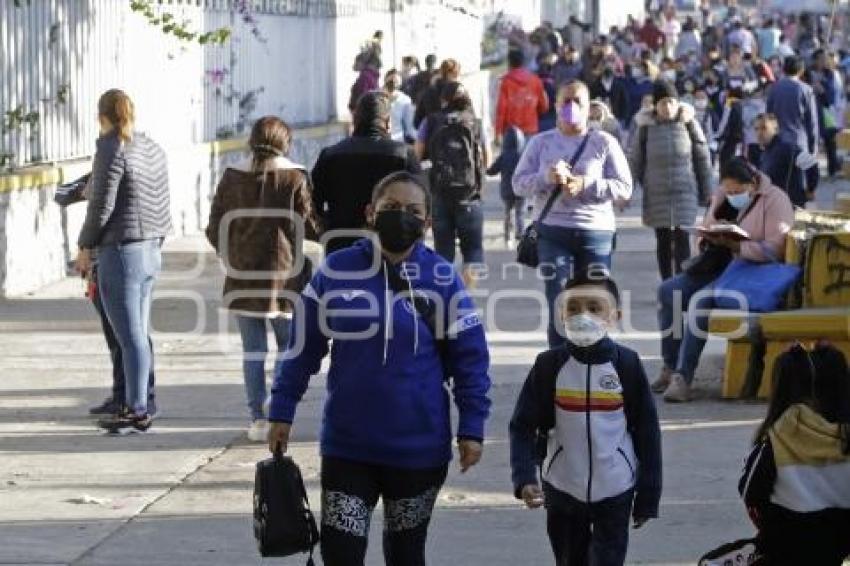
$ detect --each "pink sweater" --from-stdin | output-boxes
[703,173,795,263]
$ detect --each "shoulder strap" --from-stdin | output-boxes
[537,132,593,225]
[536,348,571,433]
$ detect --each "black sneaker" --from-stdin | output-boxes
[89,397,124,416]
[98,412,153,435]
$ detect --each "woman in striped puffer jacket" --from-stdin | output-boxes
[76,89,172,435]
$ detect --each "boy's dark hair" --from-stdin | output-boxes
[562,270,621,307]
[508,49,525,69]
[371,171,431,213]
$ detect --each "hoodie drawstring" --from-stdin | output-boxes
[382,262,390,366]
[381,259,420,366]
[405,269,419,356]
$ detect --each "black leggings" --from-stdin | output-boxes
[320,457,448,566]
[654,227,691,280]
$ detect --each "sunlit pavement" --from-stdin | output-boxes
[1,177,847,565]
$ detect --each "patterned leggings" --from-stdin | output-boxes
[320,457,448,566]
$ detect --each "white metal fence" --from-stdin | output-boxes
[0,0,483,169]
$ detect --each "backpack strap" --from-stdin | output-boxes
[535,348,571,435]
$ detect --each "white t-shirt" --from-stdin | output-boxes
[662,18,681,47]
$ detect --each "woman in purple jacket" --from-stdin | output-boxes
[513,80,633,348]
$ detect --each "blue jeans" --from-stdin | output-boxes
[432,195,484,265]
[537,225,615,348]
[657,273,717,384]
[91,278,156,407]
[236,315,291,421]
[96,238,162,416]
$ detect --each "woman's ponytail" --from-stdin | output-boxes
[98,89,135,143]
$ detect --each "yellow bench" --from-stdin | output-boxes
[708,229,850,399]
[708,308,850,399]
[707,311,763,398]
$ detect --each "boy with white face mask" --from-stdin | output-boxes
[509,271,662,566]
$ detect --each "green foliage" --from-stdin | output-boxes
[55,84,70,105]
[130,1,231,46]
[3,107,40,134]
[0,153,15,171]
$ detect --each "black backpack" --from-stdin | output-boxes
[428,111,481,203]
[253,448,319,562]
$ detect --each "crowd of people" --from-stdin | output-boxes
[66,4,850,565]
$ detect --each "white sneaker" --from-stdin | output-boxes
[247,419,269,442]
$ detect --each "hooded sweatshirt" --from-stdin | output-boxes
[742,404,850,514]
[740,404,850,564]
[495,67,549,136]
[269,238,492,469]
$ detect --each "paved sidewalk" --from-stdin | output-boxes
[4,178,836,565]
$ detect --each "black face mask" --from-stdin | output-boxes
[374,209,425,253]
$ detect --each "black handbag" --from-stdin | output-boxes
[682,242,733,278]
[516,133,593,268]
[253,447,319,563]
[54,173,90,207]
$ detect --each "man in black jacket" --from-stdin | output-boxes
[312,91,421,254]
[751,112,819,208]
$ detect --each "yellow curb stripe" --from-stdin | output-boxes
[0,122,349,193]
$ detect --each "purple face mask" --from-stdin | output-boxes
[559,101,585,126]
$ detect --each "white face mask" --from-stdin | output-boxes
[564,313,609,348]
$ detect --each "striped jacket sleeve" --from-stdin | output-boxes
[78,135,124,248]
[739,438,777,509]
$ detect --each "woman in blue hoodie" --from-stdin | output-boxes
[267,171,492,566]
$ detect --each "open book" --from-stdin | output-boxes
[685,224,751,241]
